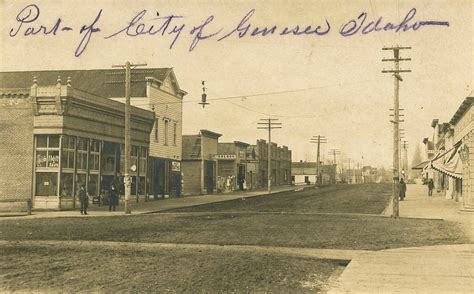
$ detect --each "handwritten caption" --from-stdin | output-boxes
[8,4,449,57]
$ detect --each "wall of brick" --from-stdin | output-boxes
[0,98,34,207]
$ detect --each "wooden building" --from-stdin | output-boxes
[181,130,222,195]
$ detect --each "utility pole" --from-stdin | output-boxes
[257,118,282,193]
[346,158,353,184]
[310,135,327,185]
[382,45,411,217]
[328,149,341,183]
[399,128,405,175]
[109,61,147,214]
[401,140,409,179]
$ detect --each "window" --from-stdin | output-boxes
[77,138,89,170]
[35,135,60,168]
[164,120,169,146]
[60,173,74,197]
[89,140,100,171]
[61,136,75,169]
[154,118,159,141]
[173,122,177,146]
[139,147,147,176]
[36,172,58,196]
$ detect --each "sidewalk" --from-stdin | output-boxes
[388,183,474,241]
[0,185,301,219]
[330,183,474,293]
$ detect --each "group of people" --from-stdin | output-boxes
[398,178,436,201]
[77,184,119,215]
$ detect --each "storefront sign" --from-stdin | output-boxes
[213,154,237,160]
[171,161,181,172]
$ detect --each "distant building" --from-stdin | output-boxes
[448,95,473,210]
[216,141,250,192]
[250,140,292,188]
[181,130,221,195]
[291,161,336,184]
[417,92,473,211]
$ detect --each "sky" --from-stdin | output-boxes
[1,0,472,169]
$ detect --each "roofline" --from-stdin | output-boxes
[200,129,222,138]
[233,141,250,147]
[449,96,474,125]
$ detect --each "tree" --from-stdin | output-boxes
[410,143,423,179]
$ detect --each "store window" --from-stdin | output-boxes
[35,135,60,168]
[102,142,117,173]
[36,172,58,196]
[139,147,147,176]
[61,136,76,170]
[60,173,74,198]
[77,137,89,170]
[90,140,100,171]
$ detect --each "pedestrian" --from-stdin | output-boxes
[109,184,118,211]
[78,185,89,215]
[399,178,407,201]
[428,179,434,196]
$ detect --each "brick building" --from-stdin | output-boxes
[249,139,292,188]
[0,75,154,210]
[1,68,186,208]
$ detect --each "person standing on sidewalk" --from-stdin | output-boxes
[399,178,407,201]
[427,179,434,196]
[109,184,118,211]
[78,185,89,215]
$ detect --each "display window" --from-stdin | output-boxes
[35,135,60,168]
[35,172,58,196]
[60,173,74,197]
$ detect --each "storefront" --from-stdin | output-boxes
[33,135,149,209]
[30,81,154,210]
[449,95,474,211]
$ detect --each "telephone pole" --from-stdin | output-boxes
[382,45,411,217]
[310,135,327,185]
[109,61,147,214]
[401,140,409,178]
[346,158,353,184]
[258,118,282,193]
[328,149,341,183]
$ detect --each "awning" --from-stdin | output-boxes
[430,145,463,179]
[412,160,430,170]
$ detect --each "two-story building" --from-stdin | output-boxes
[250,139,292,188]
[0,67,185,210]
[0,74,154,210]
